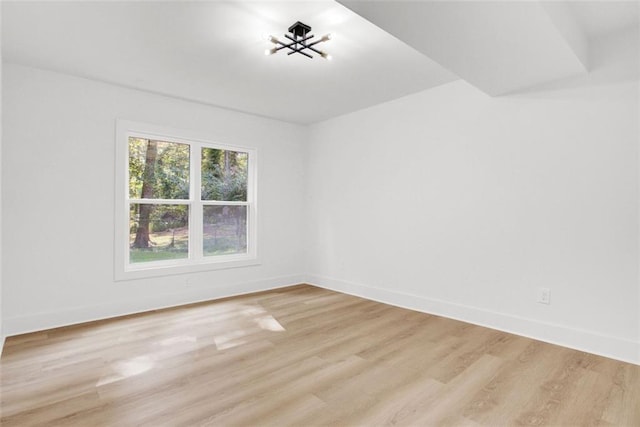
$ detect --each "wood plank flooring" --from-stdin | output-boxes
[1,284,639,426]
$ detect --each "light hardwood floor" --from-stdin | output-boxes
[1,285,639,426]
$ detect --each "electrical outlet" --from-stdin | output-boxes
[537,287,551,305]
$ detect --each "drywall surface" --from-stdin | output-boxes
[0,3,4,354]
[307,53,639,363]
[2,63,307,335]
[2,27,639,365]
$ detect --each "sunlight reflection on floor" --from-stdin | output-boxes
[256,315,286,332]
[213,304,286,350]
[96,356,155,387]
[95,303,288,384]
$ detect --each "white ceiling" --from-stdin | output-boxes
[338,0,638,96]
[2,1,638,124]
[567,1,639,40]
[1,0,457,124]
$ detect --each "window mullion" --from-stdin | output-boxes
[191,143,203,260]
[200,200,249,206]
[118,120,257,280]
[126,198,190,205]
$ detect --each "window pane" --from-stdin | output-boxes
[129,138,190,199]
[201,148,248,201]
[129,204,189,263]
[203,205,247,256]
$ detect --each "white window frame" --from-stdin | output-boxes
[115,120,258,281]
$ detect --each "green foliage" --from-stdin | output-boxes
[203,236,244,255]
[150,205,188,233]
[129,209,189,263]
[202,205,247,256]
[128,138,189,200]
[130,248,188,263]
[129,139,248,202]
[130,204,188,234]
[155,142,190,199]
[128,138,147,199]
[201,148,248,201]
[128,138,249,261]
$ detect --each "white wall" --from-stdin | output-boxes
[306,29,640,364]
[2,28,638,365]
[2,63,307,335]
[0,2,4,354]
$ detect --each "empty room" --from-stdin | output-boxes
[1,0,639,425]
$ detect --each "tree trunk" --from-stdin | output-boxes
[224,150,231,176]
[132,140,158,249]
[169,229,175,248]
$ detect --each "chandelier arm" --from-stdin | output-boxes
[286,49,313,59]
[279,43,307,55]
[267,23,328,59]
[305,45,326,56]
[273,39,296,50]
[305,39,327,48]
[284,34,315,45]
[271,40,304,55]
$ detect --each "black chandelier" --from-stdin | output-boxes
[265,21,332,60]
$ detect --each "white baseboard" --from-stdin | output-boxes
[306,274,640,366]
[4,274,306,337]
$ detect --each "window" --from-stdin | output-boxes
[115,121,257,280]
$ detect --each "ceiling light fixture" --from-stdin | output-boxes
[265,21,332,60]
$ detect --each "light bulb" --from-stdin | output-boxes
[265,47,278,56]
[320,51,332,60]
[269,35,279,44]
[264,48,271,56]
[321,34,332,42]
[326,54,333,61]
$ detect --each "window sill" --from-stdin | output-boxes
[115,257,261,281]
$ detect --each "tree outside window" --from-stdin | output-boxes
[122,130,255,272]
